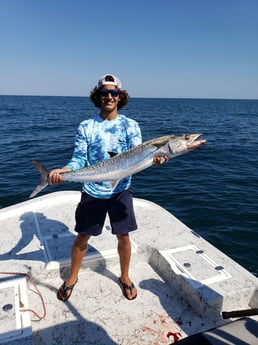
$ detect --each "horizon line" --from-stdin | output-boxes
[0,94,257,101]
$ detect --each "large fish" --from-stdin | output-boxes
[30,134,206,198]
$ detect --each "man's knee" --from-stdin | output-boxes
[116,233,130,245]
[74,234,90,249]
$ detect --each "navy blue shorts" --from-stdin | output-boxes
[74,188,138,236]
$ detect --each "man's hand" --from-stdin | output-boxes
[48,167,71,185]
[153,156,169,165]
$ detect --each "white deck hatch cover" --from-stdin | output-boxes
[161,245,231,287]
[0,278,31,343]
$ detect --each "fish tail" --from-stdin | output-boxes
[29,160,49,198]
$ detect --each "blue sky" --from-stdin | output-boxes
[0,0,257,99]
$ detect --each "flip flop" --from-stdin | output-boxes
[57,280,78,301]
[119,278,137,300]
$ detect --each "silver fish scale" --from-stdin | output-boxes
[29,133,204,198]
[61,135,178,183]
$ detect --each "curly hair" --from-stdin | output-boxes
[90,87,129,110]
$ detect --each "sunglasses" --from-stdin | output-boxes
[100,89,120,97]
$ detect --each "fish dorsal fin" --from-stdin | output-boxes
[108,152,118,158]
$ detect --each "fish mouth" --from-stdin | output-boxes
[187,134,206,151]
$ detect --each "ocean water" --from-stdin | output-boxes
[0,95,257,277]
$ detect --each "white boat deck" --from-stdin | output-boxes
[0,191,257,344]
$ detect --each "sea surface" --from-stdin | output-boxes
[0,95,257,277]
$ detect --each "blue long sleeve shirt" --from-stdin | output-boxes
[66,114,142,198]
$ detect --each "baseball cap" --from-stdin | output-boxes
[98,74,122,89]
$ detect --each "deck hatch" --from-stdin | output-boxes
[161,245,231,287]
[0,278,31,343]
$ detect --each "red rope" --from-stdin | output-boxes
[0,271,46,320]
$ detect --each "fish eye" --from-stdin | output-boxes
[185,135,190,140]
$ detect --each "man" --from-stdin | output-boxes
[49,74,166,301]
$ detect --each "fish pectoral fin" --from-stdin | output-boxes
[110,180,120,190]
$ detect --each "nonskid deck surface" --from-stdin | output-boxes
[20,259,214,345]
[0,191,257,344]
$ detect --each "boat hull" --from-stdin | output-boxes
[0,191,257,344]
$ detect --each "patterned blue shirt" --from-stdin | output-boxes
[66,114,142,198]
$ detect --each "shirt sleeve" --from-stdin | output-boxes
[66,123,89,171]
[127,119,142,149]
